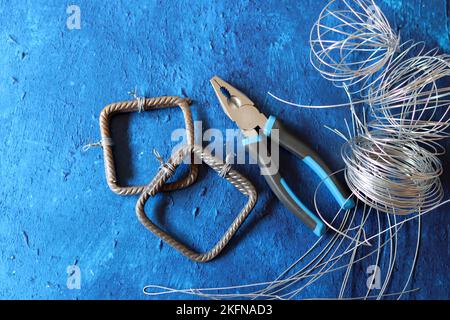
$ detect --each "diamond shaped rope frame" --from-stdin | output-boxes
[136,144,258,263]
[98,96,199,196]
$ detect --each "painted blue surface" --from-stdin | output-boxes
[0,0,448,300]
[303,156,355,210]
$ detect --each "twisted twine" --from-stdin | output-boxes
[136,145,257,263]
[94,95,257,262]
[98,96,198,196]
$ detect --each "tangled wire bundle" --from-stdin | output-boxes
[342,130,444,215]
[342,59,449,213]
[308,0,450,214]
[368,51,450,140]
[310,0,399,93]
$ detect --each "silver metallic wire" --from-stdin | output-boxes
[342,130,444,215]
[368,53,450,141]
[310,0,399,94]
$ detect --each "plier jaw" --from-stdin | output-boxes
[210,76,267,137]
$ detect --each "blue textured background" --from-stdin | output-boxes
[0,0,448,300]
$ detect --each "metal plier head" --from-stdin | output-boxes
[210,76,268,137]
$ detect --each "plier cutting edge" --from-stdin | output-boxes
[211,76,355,237]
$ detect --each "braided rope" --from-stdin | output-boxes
[98,96,198,196]
[135,145,258,263]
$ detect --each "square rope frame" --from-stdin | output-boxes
[98,96,198,196]
[135,145,258,263]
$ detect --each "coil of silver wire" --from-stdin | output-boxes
[310,0,399,94]
[309,0,450,215]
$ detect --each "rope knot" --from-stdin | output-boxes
[82,137,114,152]
[153,149,176,176]
[129,86,146,113]
[219,153,234,178]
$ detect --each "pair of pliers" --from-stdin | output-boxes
[210,76,355,236]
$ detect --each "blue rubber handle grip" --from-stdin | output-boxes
[243,136,326,236]
[279,178,326,236]
[264,116,355,210]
